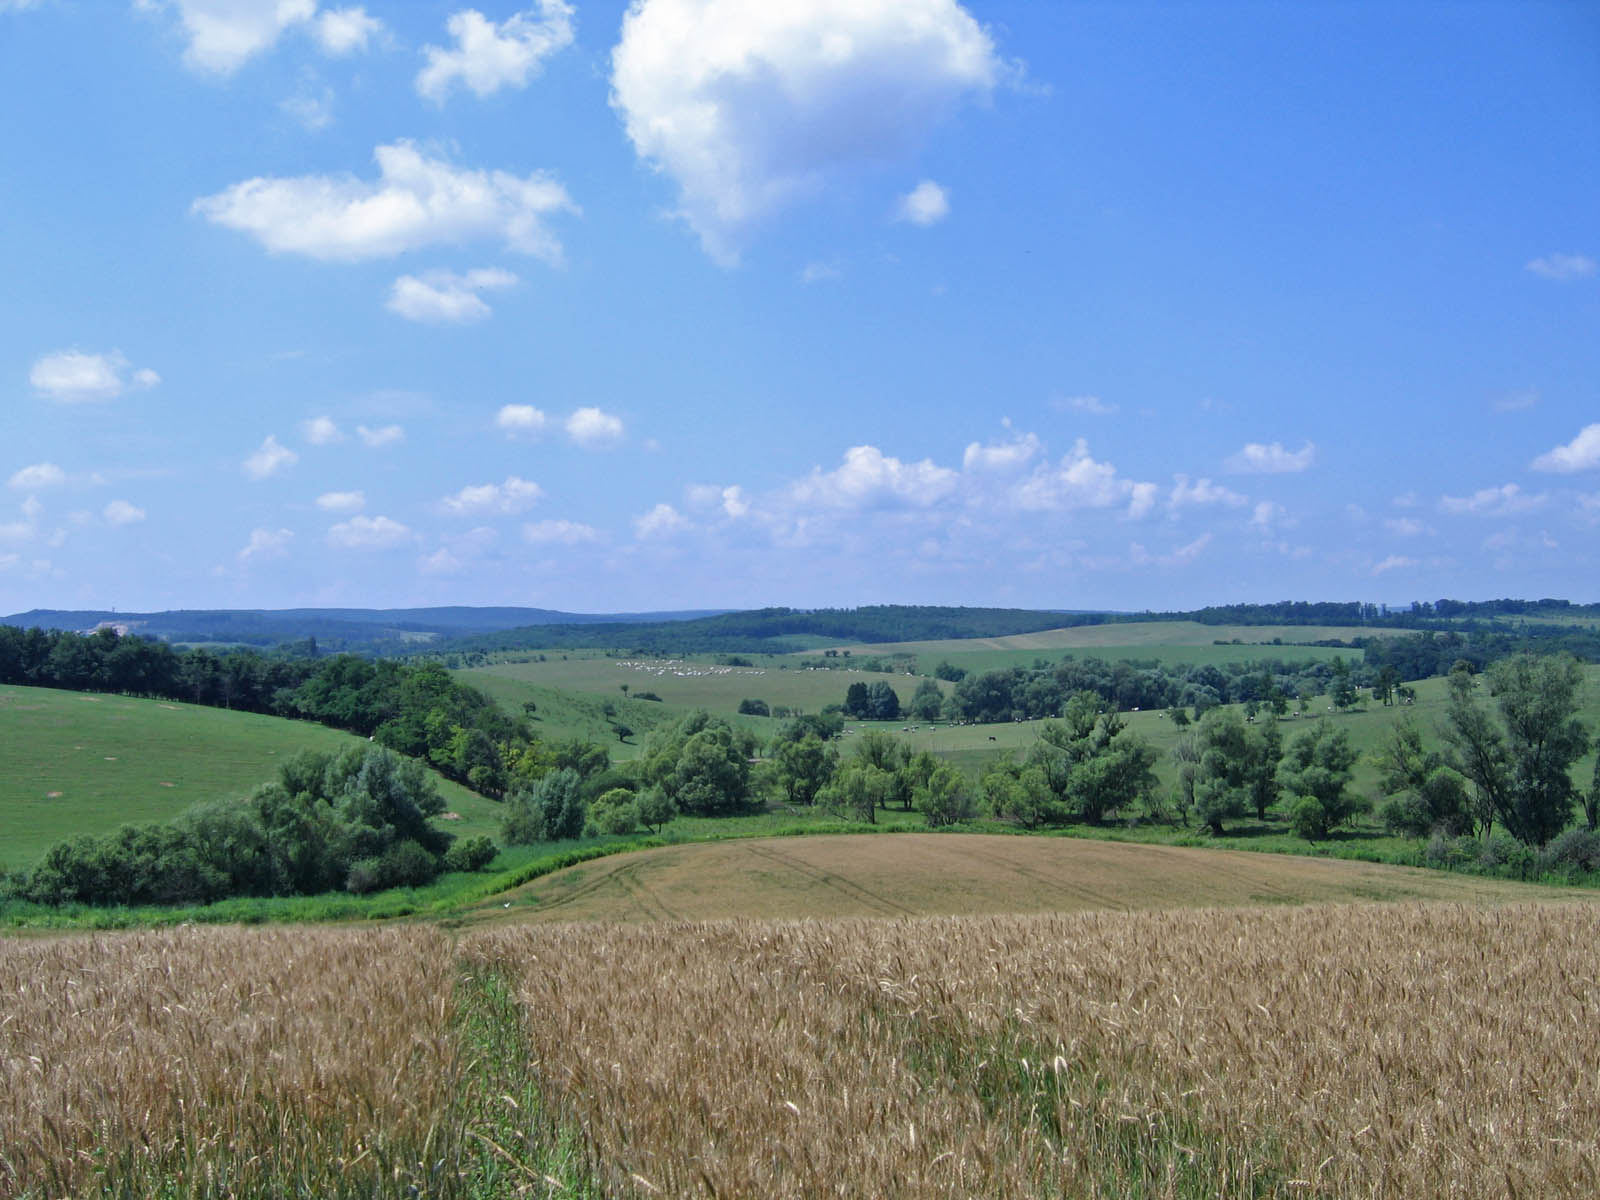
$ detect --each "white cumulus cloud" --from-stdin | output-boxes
[1525,252,1596,281]
[962,432,1041,474]
[194,141,576,263]
[523,518,599,544]
[566,406,624,448]
[1438,483,1546,517]
[243,434,298,480]
[791,445,959,510]
[103,500,146,526]
[1168,475,1246,512]
[144,1,384,75]
[442,475,543,515]
[316,489,365,512]
[634,502,689,539]
[237,527,293,562]
[356,423,404,447]
[386,267,517,323]
[610,0,1002,261]
[495,404,547,437]
[1224,441,1316,474]
[300,415,344,444]
[1009,439,1157,517]
[896,179,949,226]
[8,462,67,491]
[327,514,411,548]
[30,349,160,403]
[1531,423,1600,473]
[417,2,574,102]
[1052,394,1117,416]
[313,5,382,55]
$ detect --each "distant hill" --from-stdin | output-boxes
[1,606,727,649]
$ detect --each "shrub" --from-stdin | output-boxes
[1539,827,1600,875]
[443,835,498,873]
[377,839,440,889]
[737,698,770,717]
[1289,796,1328,841]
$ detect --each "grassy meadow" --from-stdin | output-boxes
[9,900,1600,1197]
[0,684,501,871]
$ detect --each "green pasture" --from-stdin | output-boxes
[0,685,500,870]
[457,653,924,751]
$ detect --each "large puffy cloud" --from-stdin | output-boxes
[611,0,1001,261]
[30,350,159,403]
[417,2,574,102]
[1008,439,1157,517]
[194,141,576,263]
[387,267,517,323]
[1531,423,1600,473]
[791,445,959,510]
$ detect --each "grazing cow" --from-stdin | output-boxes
[987,735,997,741]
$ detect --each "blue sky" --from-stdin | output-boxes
[2,0,1596,615]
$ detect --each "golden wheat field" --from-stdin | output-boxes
[5,900,1600,1198]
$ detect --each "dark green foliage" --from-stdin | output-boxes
[1278,720,1363,834]
[737,698,771,716]
[1192,708,1282,835]
[933,660,967,682]
[587,788,639,836]
[1020,695,1159,826]
[443,835,498,873]
[914,764,977,827]
[501,769,587,844]
[771,734,837,807]
[1375,718,1473,837]
[7,746,452,906]
[909,678,944,721]
[639,711,758,817]
[1443,654,1590,846]
[1539,827,1600,874]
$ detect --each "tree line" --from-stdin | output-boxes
[3,745,498,907]
[0,624,532,795]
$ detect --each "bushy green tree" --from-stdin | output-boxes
[1443,654,1590,846]
[909,678,944,721]
[1375,718,1472,837]
[1279,720,1364,839]
[914,764,977,827]
[501,768,587,844]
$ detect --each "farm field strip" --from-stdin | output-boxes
[472,833,1591,926]
[823,620,1398,657]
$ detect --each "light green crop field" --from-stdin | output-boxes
[825,620,1394,657]
[0,685,500,870]
[875,642,1354,675]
